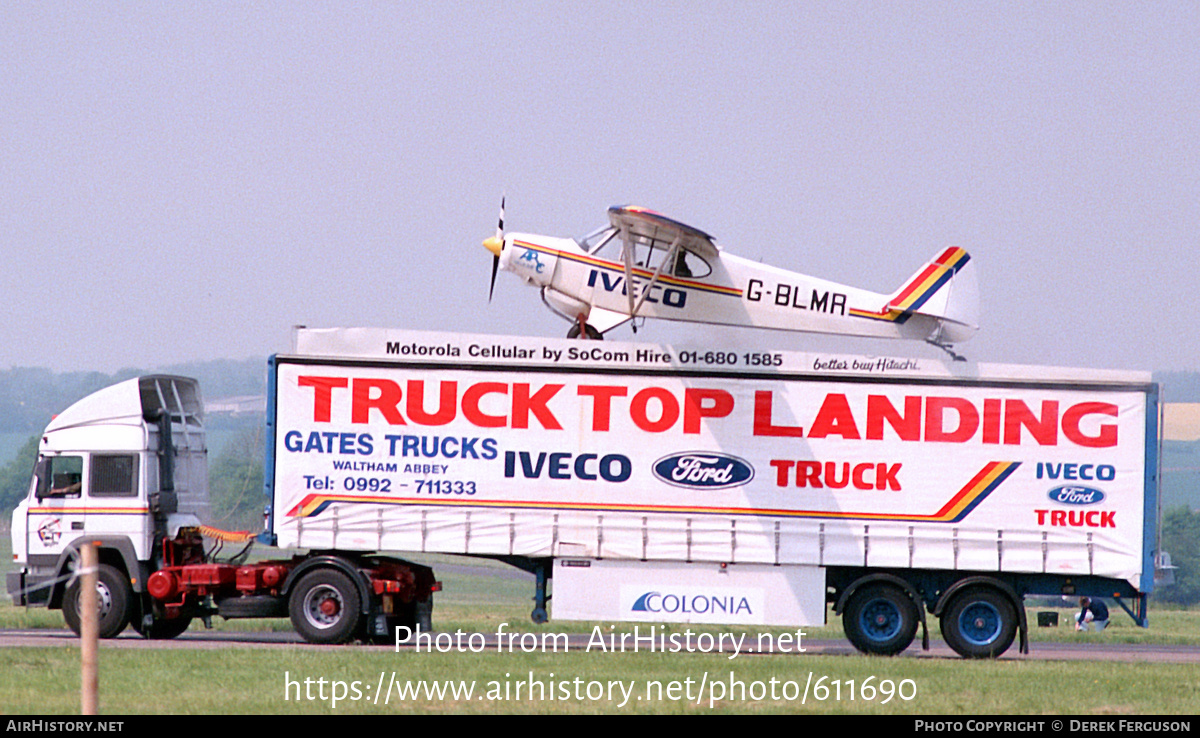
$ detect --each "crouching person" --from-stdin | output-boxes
[1075,596,1110,632]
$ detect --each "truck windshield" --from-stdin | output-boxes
[36,455,84,499]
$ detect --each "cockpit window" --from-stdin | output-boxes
[670,250,711,279]
[578,226,711,278]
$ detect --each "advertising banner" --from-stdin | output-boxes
[271,330,1154,589]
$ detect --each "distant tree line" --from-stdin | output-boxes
[0,359,266,433]
[1155,506,1200,606]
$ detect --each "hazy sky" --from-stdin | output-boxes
[3,3,1197,374]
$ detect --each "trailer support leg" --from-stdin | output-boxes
[532,562,549,624]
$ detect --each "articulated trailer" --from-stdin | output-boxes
[8,328,1163,657]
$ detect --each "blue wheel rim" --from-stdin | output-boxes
[958,601,1002,645]
[860,597,903,642]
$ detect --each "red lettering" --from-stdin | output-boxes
[1004,400,1058,446]
[351,378,405,425]
[875,463,901,491]
[770,460,900,490]
[825,462,849,489]
[925,396,978,443]
[1062,402,1119,448]
[866,395,921,441]
[796,461,822,488]
[770,459,794,486]
[461,382,507,428]
[577,385,628,432]
[808,394,861,439]
[852,462,873,490]
[753,391,804,437]
[298,376,348,423]
[1037,509,1115,527]
[982,398,1002,444]
[512,383,564,430]
[406,380,456,426]
[630,387,679,433]
[683,389,735,434]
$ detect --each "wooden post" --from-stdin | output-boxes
[80,542,98,715]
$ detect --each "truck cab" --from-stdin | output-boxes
[8,373,437,644]
[8,376,208,637]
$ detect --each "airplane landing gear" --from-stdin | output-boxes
[567,320,602,340]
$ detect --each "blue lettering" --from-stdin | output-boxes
[574,453,597,480]
[1039,461,1116,481]
[504,451,630,482]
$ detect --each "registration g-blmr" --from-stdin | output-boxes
[653,452,755,490]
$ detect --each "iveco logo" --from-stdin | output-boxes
[652,452,754,490]
[1049,485,1106,506]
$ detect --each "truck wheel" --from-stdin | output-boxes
[63,563,132,639]
[131,601,193,639]
[940,587,1017,659]
[842,583,919,656]
[290,569,362,644]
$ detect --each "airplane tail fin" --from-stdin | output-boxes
[884,247,979,343]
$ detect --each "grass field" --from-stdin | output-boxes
[3,551,1200,715]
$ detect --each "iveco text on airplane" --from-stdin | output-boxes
[484,204,979,359]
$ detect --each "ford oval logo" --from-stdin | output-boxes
[1048,485,1106,506]
[653,452,754,490]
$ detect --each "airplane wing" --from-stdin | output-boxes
[607,206,721,261]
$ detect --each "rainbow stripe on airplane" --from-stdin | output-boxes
[512,240,745,299]
[849,247,970,324]
[284,461,1018,524]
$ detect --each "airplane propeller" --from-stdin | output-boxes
[483,195,505,302]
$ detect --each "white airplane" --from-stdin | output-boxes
[484,204,979,359]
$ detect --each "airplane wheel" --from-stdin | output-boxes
[567,323,602,340]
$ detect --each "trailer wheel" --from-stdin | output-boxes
[290,569,362,644]
[842,583,919,656]
[63,563,132,639]
[940,587,1017,659]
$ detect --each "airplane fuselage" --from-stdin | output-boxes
[500,233,953,343]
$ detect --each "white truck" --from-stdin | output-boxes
[8,328,1163,657]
